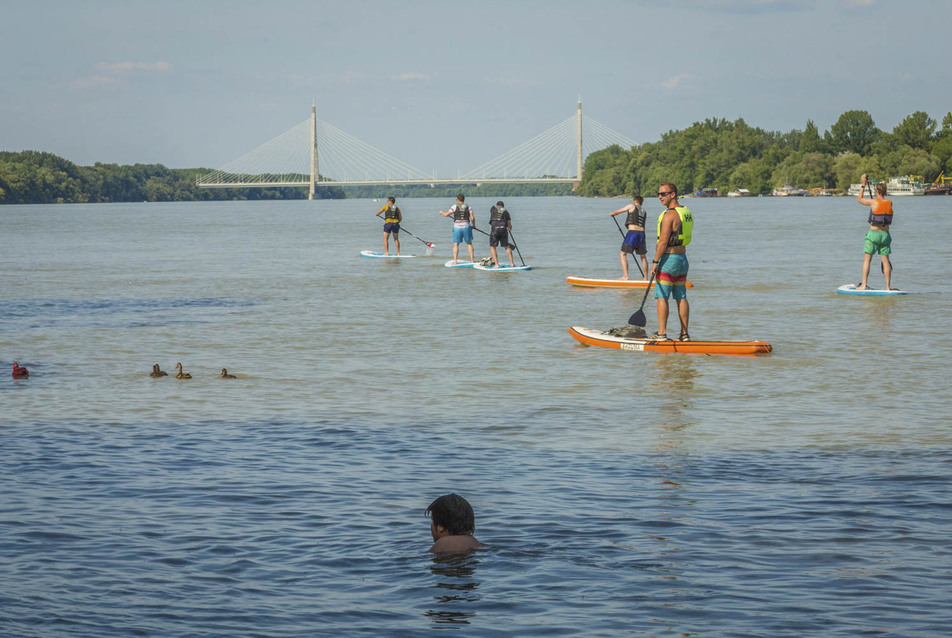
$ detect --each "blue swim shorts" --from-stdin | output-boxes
[864,230,891,255]
[453,225,473,244]
[621,230,647,255]
[654,254,689,300]
[383,222,400,234]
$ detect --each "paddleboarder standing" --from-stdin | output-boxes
[374,196,402,256]
[855,174,894,291]
[609,195,648,280]
[488,201,515,267]
[650,183,693,341]
[439,193,476,265]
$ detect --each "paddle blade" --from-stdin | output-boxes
[628,309,647,327]
[425,245,435,256]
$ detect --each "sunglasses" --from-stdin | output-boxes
[657,191,673,197]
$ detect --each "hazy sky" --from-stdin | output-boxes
[3,0,950,176]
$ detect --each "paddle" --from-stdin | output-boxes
[472,225,491,237]
[611,214,626,238]
[507,229,526,267]
[399,226,436,255]
[611,214,644,278]
[628,270,656,326]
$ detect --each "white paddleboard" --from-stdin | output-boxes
[444,260,476,268]
[837,284,907,296]
[473,263,532,272]
[361,250,417,259]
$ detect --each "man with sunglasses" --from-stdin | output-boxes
[650,183,693,341]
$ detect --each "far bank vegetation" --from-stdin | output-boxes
[577,109,952,197]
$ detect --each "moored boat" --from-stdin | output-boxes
[885,175,925,196]
[772,184,806,197]
[924,172,952,195]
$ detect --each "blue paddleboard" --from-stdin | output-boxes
[361,250,417,259]
[444,260,476,268]
[837,284,907,296]
[473,263,532,272]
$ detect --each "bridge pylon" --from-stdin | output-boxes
[309,105,318,200]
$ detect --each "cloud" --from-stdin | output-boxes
[68,61,172,91]
[494,77,544,88]
[392,72,429,82]
[662,73,694,90]
[95,61,173,73]
[663,0,807,13]
[69,76,118,90]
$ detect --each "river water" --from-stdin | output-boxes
[2,195,951,636]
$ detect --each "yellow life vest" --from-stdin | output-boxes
[384,205,401,223]
[657,206,693,247]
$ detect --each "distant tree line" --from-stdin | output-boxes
[0,151,344,204]
[577,110,952,197]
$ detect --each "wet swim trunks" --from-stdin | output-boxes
[490,227,510,248]
[621,230,647,255]
[864,230,891,255]
[453,225,474,244]
[654,253,689,300]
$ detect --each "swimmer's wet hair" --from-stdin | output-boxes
[426,493,475,535]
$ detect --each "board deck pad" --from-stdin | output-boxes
[474,263,532,271]
[361,250,417,259]
[837,284,907,296]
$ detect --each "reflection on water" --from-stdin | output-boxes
[855,295,901,334]
[651,355,700,438]
[425,553,482,626]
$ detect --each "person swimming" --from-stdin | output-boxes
[426,493,483,553]
[12,362,29,379]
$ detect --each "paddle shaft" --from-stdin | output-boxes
[399,226,434,247]
[612,214,626,237]
[628,270,656,326]
[507,229,526,266]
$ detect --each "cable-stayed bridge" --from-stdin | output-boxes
[197,102,636,199]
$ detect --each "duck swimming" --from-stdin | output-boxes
[220,368,236,379]
[150,364,168,378]
[174,362,192,379]
[12,362,29,379]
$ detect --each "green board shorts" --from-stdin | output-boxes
[864,230,892,255]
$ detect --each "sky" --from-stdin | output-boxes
[3,0,951,177]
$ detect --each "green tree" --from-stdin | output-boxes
[892,111,936,150]
[827,110,880,156]
[799,120,822,153]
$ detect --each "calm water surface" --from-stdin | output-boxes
[2,196,951,636]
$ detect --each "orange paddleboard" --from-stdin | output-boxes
[568,326,771,356]
[566,276,693,289]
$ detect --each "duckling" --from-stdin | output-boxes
[219,368,236,379]
[174,362,192,379]
[149,363,168,378]
[12,362,29,379]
